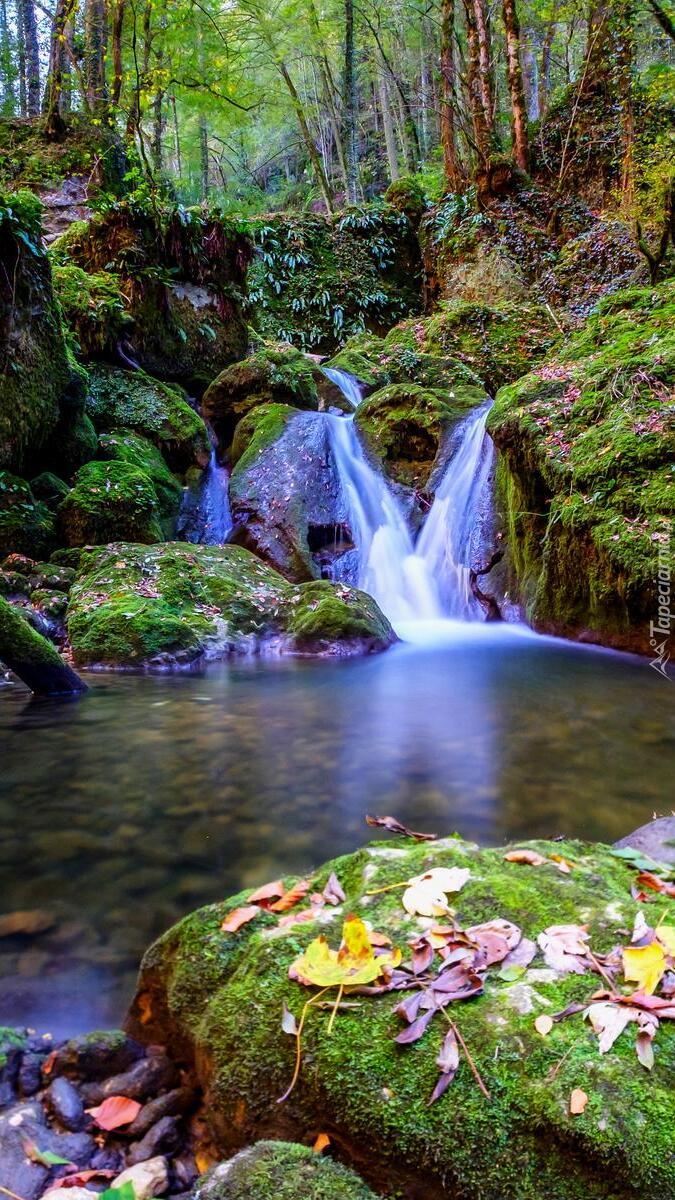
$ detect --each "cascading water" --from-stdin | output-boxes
[321,368,495,630]
[178,433,233,546]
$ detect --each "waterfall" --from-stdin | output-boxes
[179,437,233,546]
[321,367,364,410]
[322,368,495,629]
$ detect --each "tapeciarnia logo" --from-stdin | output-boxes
[649,524,673,682]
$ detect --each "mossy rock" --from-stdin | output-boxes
[47,410,99,480]
[98,430,182,536]
[355,382,487,491]
[85,365,210,473]
[128,836,675,1200]
[30,472,70,508]
[27,562,75,593]
[52,264,131,358]
[67,542,394,669]
[325,328,483,396]
[202,344,320,450]
[0,189,75,475]
[488,282,675,654]
[29,589,68,619]
[0,472,57,560]
[58,461,164,548]
[0,594,84,694]
[195,1141,377,1200]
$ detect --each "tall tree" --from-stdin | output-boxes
[44,0,80,137]
[502,0,530,170]
[18,0,39,115]
[344,0,359,201]
[440,0,463,189]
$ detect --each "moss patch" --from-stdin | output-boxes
[59,461,164,547]
[196,1141,378,1200]
[52,264,130,359]
[0,471,57,560]
[98,429,182,535]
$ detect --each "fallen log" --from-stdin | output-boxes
[0,597,87,696]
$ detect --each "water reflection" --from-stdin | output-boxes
[0,626,673,1034]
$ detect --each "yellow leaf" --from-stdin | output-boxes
[290,916,401,988]
[623,941,667,995]
[313,1132,330,1152]
[656,925,675,956]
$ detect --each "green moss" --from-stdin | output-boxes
[52,264,130,359]
[58,461,164,548]
[98,429,182,535]
[29,589,68,619]
[203,344,319,448]
[489,282,675,652]
[68,542,394,668]
[0,595,65,668]
[48,410,98,480]
[130,837,675,1200]
[30,472,70,508]
[196,1142,378,1200]
[0,116,125,192]
[230,404,297,476]
[85,365,210,472]
[0,472,57,560]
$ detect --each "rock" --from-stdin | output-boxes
[488,282,674,656]
[42,1190,96,1200]
[90,1147,124,1171]
[0,909,54,937]
[98,431,183,537]
[126,1087,196,1137]
[94,1053,178,1103]
[128,837,675,1200]
[46,1075,85,1131]
[0,473,57,561]
[614,818,675,866]
[0,597,86,695]
[113,1156,169,1199]
[127,1115,181,1165]
[30,472,70,508]
[202,344,320,449]
[85,365,210,474]
[0,1102,94,1200]
[193,1142,378,1200]
[50,1030,144,1081]
[59,460,165,548]
[18,1052,45,1097]
[67,542,395,670]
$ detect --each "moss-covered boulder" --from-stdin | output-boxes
[98,430,182,536]
[0,472,57,560]
[195,1142,377,1200]
[129,835,675,1200]
[59,461,164,548]
[540,220,645,317]
[67,542,394,668]
[326,327,484,397]
[52,264,131,358]
[0,595,85,694]
[202,344,320,449]
[0,190,79,475]
[355,382,488,491]
[85,365,210,473]
[488,283,675,654]
[246,207,422,354]
[30,473,70,508]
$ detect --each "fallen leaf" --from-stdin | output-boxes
[550,853,574,874]
[23,1142,73,1167]
[534,1015,554,1037]
[313,1132,331,1152]
[281,1003,298,1035]
[86,1095,142,1131]
[248,879,284,906]
[221,905,260,933]
[429,1027,460,1103]
[623,942,667,995]
[365,814,437,841]
[290,915,401,988]
[402,868,470,916]
[136,992,153,1025]
[635,870,675,898]
[50,1171,115,1189]
[538,925,590,974]
[584,1001,635,1053]
[569,1088,588,1115]
[504,849,548,867]
[269,879,311,912]
[656,925,675,956]
[322,872,346,906]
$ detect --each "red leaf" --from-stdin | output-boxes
[51,1172,115,1189]
[248,880,284,907]
[86,1096,142,1131]
[221,906,260,933]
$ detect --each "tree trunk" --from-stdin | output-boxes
[278,60,334,212]
[502,0,530,171]
[440,0,463,189]
[472,0,496,134]
[44,0,79,138]
[344,0,358,202]
[0,0,16,115]
[0,598,87,696]
[84,0,108,113]
[18,0,39,115]
[377,67,399,182]
[307,0,348,189]
[199,114,209,199]
[170,93,182,176]
[463,0,497,165]
[538,17,556,116]
[522,28,539,119]
[111,0,126,107]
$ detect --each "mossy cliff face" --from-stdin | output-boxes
[67,542,394,668]
[246,206,422,353]
[0,190,80,475]
[488,283,675,655]
[128,836,675,1200]
[50,199,251,386]
[202,344,320,450]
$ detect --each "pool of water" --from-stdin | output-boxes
[1,623,673,1035]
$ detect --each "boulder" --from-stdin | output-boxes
[85,365,210,473]
[67,542,395,669]
[614,818,675,867]
[488,282,675,655]
[49,1030,144,1081]
[0,472,57,560]
[128,836,675,1200]
[0,1101,94,1200]
[202,344,320,449]
[194,1141,378,1200]
[98,430,183,536]
[0,595,85,694]
[59,460,165,547]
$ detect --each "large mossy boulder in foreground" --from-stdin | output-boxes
[0,595,84,694]
[67,542,394,668]
[129,836,675,1200]
[488,283,675,655]
[85,364,210,473]
[202,344,320,449]
[197,1142,376,1200]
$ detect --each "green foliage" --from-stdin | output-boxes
[51,264,130,358]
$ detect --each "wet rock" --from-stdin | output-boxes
[46,1075,85,1131]
[127,1115,181,1165]
[90,1146,124,1172]
[126,1087,196,1138]
[614,817,675,866]
[0,909,55,937]
[114,1156,169,1199]
[172,1154,198,1190]
[0,1102,93,1199]
[18,1052,44,1097]
[91,1054,178,1104]
[50,1030,144,1081]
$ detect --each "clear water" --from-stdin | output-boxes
[0,626,673,1036]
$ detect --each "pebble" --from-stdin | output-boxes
[46,1075,85,1131]
[127,1115,180,1165]
[126,1086,196,1137]
[91,1146,125,1171]
[18,1052,45,1097]
[113,1155,169,1199]
[42,1190,94,1200]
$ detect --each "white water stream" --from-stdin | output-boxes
[322,368,495,631]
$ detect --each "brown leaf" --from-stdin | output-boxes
[636,870,675,898]
[395,1009,436,1044]
[269,879,311,912]
[365,814,437,841]
[248,879,284,906]
[221,905,260,933]
[504,849,548,867]
[569,1088,588,1115]
[538,925,590,974]
[277,907,320,927]
[313,1133,331,1153]
[322,872,346,906]
[86,1095,142,1131]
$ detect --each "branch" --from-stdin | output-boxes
[170,76,258,112]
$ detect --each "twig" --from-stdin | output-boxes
[278,986,330,1103]
[365,881,408,896]
[327,983,344,1035]
[545,303,565,336]
[0,1187,28,1200]
[587,950,617,994]
[546,1043,575,1083]
[443,1014,491,1100]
